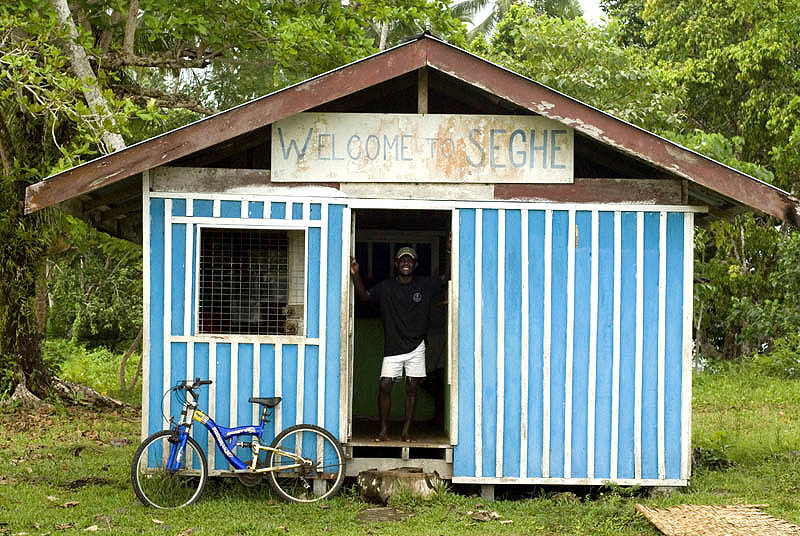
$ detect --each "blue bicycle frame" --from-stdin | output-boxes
[164,387,276,473]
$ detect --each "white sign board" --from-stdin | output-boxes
[271,113,573,183]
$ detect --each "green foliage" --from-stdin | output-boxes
[46,218,142,351]
[42,339,141,404]
[475,5,681,132]
[644,0,800,191]
[599,0,646,46]
[748,333,800,379]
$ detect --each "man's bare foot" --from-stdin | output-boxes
[373,431,390,442]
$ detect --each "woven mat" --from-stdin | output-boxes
[636,504,800,536]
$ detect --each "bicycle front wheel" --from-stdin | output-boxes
[131,430,208,509]
[266,424,345,503]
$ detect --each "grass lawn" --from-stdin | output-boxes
[2,361,800,535]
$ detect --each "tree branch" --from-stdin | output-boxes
[50,0,126,153]
[111,84,218,115]
[0,112,15,174]
[101,48,224,70]
[122,0,139,59]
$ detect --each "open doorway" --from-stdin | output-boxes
[350,208,452,446]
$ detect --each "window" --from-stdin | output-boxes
[198,228,305,336]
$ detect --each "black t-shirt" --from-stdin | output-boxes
[369,275,443,357]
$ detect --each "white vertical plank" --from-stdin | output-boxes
[474,209,483,478]
[297,342,305,426]
[187,343,194,387]
[542,209,553,478]
[610,211,622,479]
[241,200,248,219]
[318,203,329,428]
[340,207,353,441]
[449,209,460,445]
[142,170,151,441]
[208,342,217,471]
[496,210,506,477]
[163,199,172,427]
[230,343,239,427]
[564,209,575,478]
[634,212,644,480]
[275,343,283,433]
[657,212,667,480]
[520,210,530,479]
[183,222,193,336]
[212,199,220,218]
[587,210,599,479]
[253,343,261,425]
[681,212,694,479]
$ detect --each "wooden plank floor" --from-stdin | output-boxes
[348,417,450,447]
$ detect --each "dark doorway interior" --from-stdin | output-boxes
[351,208,451,445]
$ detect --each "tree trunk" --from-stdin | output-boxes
[50,0,127,153]
[119,327,143,390]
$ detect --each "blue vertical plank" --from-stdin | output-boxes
[271,202,287,219]
[172,199,186,216]
[192,343,210,469]
[617,212,637,478]
[220,200,241,218]
[325,205,344,436]
[282,345,298,428]
[503,210,522,478]
[148,198,165,436]
[304,345,320,426]
[292,202,303,220]
[527,210,546,477]
[237,344,254,459]
[641,213,660,479]
[307,228,321,338]
[310,203,322,220]
[665,213,684,479]
[549,210,569,478]
[170,343,187,425]
[594,212,615,478]
[215,343,232,470]
[171,223,186,336]
[248,201,264,219]
[259,344,276,443]
[481,209,498,477]
[193,199,213,217]
[571,211,592,478]
[454,208,476,477]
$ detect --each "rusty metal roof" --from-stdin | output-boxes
[25,33,800,238]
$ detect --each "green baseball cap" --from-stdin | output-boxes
[395,246,418,260]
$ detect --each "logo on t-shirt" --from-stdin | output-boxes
[412,292,422,303]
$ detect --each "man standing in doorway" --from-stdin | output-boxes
[350,246,447,442]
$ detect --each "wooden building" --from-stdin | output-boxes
[26,34,800,493]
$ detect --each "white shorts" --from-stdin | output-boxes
[380,341,427,380]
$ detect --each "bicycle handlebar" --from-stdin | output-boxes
[175,378,213,392]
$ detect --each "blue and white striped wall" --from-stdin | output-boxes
[142,181,348,474]
[451,206,695,486]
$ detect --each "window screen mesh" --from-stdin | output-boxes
[198,228,305,335]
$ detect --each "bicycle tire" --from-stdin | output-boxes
[131,430,208,508]
[266,424,345,503]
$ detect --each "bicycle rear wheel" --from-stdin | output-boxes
[266,424,345,503]
[131,430,208,508]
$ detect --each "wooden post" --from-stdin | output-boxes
[418,68,428,115]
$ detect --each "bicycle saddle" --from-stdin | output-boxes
[248,396,282,408]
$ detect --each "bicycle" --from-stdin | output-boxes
[130,378,345,508]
